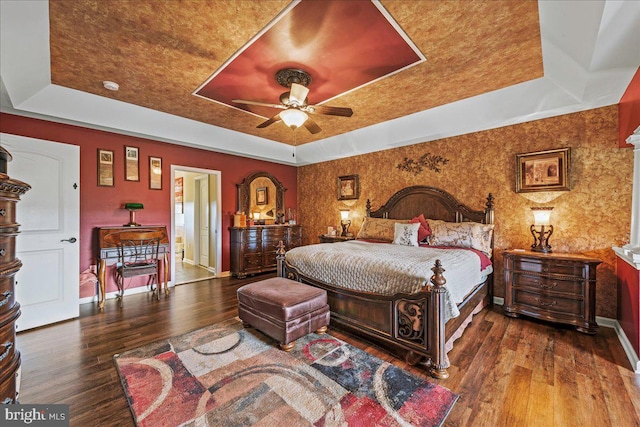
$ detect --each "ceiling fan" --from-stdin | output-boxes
[232,68,353,134]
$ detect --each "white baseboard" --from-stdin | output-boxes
[79,281,175,305]
[493,296,638,374]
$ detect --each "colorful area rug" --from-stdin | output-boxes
[114,318,458,426]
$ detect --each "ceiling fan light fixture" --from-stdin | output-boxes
[280,109,308,129]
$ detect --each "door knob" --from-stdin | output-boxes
[61,237,77,243]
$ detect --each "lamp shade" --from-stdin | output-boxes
[531,207,553,225]
[340,209,350,220]
[280,108,308,129]
[124,203,144,210]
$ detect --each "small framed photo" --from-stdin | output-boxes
[124,146,139,181]
[97,149,114,187]
[516,148,570,193]
[149,156,162,190]
[256,187,268,205]
[337,175,359,200]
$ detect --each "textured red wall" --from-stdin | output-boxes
[619,66,640,148]
[0,113,298,289]
[617,257,640,359]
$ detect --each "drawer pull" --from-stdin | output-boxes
[535,298,557,307]
[0,291,12,307]
[0,341,13,363]
[540,281,558,290]
[0,248,5,257]
[0,208,5,216]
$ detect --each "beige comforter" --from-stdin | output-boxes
[285,240,492,321]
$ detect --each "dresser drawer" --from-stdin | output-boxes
[0,201,16,227]
[513,289,583,317]
[288,238,302,249]
[513,273,583,296]
[0,276,15,314]
[263,227,287,240]
[241,228,261,242]
[242,254,262,271]
[242,240,262,254]
[0,235,16,265]
[513,258,585,278]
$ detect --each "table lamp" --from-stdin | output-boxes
[340,209,351,236]
[124,203,144,227]
[530,207,553,253]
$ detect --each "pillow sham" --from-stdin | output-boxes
[410,213,431,243]
[392,222,420,247]
[356,217,410,242]
[428,220,494,256]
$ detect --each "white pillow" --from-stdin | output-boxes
[392,222,420,247]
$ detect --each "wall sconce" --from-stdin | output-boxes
[124,203,144,227]
[530,207,553,253]
[340,209,351,236]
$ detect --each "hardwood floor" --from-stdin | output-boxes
[16,274,640,426]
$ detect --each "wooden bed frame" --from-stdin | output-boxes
[277,186,495,379]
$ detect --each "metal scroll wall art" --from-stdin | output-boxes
[396,153,449,175]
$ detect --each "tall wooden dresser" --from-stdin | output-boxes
[0,148,30,403]
[230,225,302,278]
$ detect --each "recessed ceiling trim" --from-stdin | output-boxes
[191,0,300,97]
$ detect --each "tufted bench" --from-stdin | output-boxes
[237,277,330,351]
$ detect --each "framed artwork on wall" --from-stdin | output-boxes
[124,146,139,181]
[175,177,184,213]
[256,187,268,205]
[149,156,162,190]
[515,148,570,193]
[97,149,114,187]
[337,175,359,200]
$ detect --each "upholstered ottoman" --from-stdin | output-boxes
[237,277,330,351]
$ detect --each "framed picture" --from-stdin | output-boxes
[149,156,162,190]
[337,175,359,200]
[124,146,139,181]
[516,148,570,193]
[256,187,268,205]
[97,149,114,187]
[175,177,184,213]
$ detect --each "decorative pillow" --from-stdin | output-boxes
[428,220,495,256]
[356,217,410,242]
[410,214,432,243]
[392,222,420,247]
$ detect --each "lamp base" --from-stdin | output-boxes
[341,220,351,237]
[530,224,553,253]
[125,210,141,227]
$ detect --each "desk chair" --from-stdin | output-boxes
[113,230,164,307]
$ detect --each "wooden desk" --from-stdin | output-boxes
[96,226,170,310]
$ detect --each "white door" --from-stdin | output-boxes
[198,176,209,267]
[0,134,80,331]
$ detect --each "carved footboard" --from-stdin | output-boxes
[276,242,451,379]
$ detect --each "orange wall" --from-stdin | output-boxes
[0,113,298,296]
[619,66,640,147]
[298,105,632,318]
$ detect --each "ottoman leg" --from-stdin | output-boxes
[316,326,328,334]
[279,342,295,352]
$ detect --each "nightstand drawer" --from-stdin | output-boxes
[513,258,585,278]
[513,273,583,296]
[513,289,583,317]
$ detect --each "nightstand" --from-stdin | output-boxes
[503,250,602,334]
[319,234,355,243]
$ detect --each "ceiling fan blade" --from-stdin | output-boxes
[232,99,286,109]
[306,104,353,117]
[289,83,310,106]
[303,117,322,134]
[257,113,282,128]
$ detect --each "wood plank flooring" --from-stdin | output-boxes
[15,274,640,426]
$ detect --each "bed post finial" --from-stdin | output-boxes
[485,193,495,224]
[430,259,446,288]
[276,240,286,278]
[366,199,371,216]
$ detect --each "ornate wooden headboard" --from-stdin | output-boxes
[366,186,494,224]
